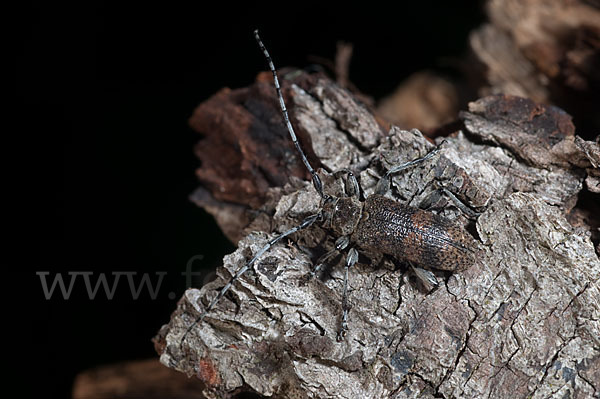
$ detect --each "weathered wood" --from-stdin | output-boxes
[71,358,207,399]
[156,71,599,398]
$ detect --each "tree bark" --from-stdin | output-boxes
[71,359,207,399]
[155,70,599,399]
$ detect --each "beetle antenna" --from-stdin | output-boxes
[254,29,324,198]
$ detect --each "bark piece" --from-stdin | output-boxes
[460,94,599,211]
[469,0,600,137]
[460,94,576,168]
[157,72,599,398]
[72,358,207,399]
[189,75,309,210]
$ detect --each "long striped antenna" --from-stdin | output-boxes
[254,29,324,198]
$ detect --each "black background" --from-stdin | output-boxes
[15,2,484,397]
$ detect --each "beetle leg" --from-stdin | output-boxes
[418,183,481,220]
[308,235,349,279]
[337,247,359,341]
[375,141,445,196]
[410,262,439,292]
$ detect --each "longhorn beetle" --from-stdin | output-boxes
[182,30,477,343]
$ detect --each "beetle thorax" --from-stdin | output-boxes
[322,196,363,237]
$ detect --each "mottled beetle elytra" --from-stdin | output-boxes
[182,30,477,343]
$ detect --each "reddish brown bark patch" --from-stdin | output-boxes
[189,72,317,209]
[197,357,221,387]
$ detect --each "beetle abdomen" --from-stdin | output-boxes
[352,194,475,271]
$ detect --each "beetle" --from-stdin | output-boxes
[181,30,477,343]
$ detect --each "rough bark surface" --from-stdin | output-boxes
[156,72,599,399]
